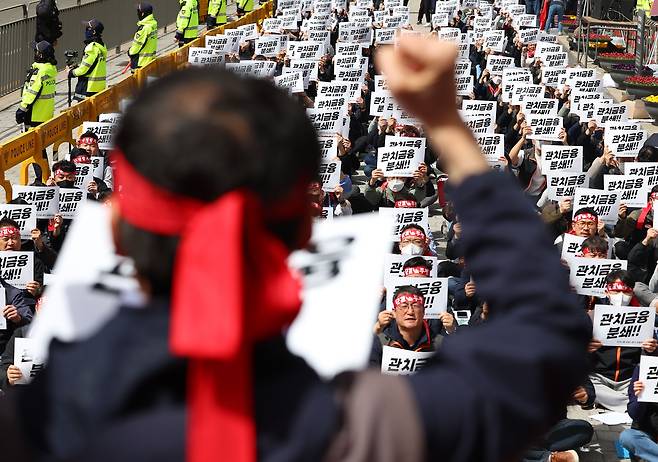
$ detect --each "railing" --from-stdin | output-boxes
[0,1,273,202]
[0,0,191,97]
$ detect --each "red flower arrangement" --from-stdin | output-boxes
[576,33,611,41]
[624,75,658,87]
[598,52,634,60]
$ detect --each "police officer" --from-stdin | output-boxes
[67,19,107,101]
[175,0,199,47]
[207,0,227,29]
[16,41,57,128]
[128,3,158,71]
[236,0,253,17]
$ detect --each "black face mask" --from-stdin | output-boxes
[56,180,75,188]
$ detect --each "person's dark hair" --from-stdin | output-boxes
[9,197,29,205]
[115,67,321,296]
[52,160,76,173]
[573,207,598,219]
[393,285,424,301]
[580,236,608,255]
[638,145,658,163]
[0,218,20,230]
[402,256,433,271]
[69,147,89,160]
[442,202,455,222]
[647,184,658,201]
[400,223,426,236]
[79,131,99,141]
[605,270,634,287]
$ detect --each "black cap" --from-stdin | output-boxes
[82,19,104,34]
[138,2,154,14]
[32,40,55,56]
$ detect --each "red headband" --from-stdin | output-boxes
[395,199,418,208]
[78,137,98,146]
[400,228,426,241]
[112,150,307,462]
[393,293,424,309]
[606,281,632,293]
[581,247,606,257]
[72,155,91,164]
[403,266,430,277]
[573,212,597,223]
[0,226,20,238]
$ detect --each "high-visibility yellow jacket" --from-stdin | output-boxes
[73,41,107,94]
[637,0,652,16]
[237,0,253,13]
[208,0,227,25]
[176,0,199,39]
[20,62,56,123]
[129,14,158,68]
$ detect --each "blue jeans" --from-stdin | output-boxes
[526,0,540,14]
[545,4,564,32]
[620,428,658,460]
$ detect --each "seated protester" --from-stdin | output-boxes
[0,278,37,359]
[506,123,546,205]
[307,180,352,217]
[452,275,479,312]
[401,256,433,278]
[394,224,435,257]
[70,148,111,200]
[585,145,619,190]
[634,259,658,308]
[0,218,47,298]
[77,130,113,189]
[45,160,83,251]
[0,324,30,392]
[553,207,602,253]
[576,236,610,312]
[364,164,430,209]
[468,301,489,327]
[620,365,658,460]
[542,198,573,239]
[589,270,657,412]
[615,186,658,262]
[370,286,455,367]
[628,227,658,286]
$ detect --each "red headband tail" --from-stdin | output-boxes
[113,151,302,462]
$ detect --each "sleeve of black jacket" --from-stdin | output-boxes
[3,280,36,325]
[407,171,591,462]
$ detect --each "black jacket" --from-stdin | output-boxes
[369,319,445,366]
[35,0,62,44]
[628,365,658,440]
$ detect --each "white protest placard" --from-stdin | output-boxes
[528,116,562,141]
[98,113,121,125]
[81,122,114,151]
[565,67,595,86]
[455,76,474,96]
[318,136,338,161]
[255,36,282,57]
[12,186,58,219]
[461,112,495,134]
[287,213,393,378]
[569,257,627,297]
[188,47,224,66]
[572,77,601,94]
[483,30,505,52]
[573,98,612,122]
[542,52,568,68]
[383,15,406,29]
[338,22,371,43]
[262,17,283,33]
[604,175,649,208]
[315,96,347,112]
[593,305,655,347]
[318,80,360,102]
[432,12,450,27]
[476,134,505,169]
[58,188,86,219]
[74,164,94,192]
[438,27,460,42]
[274,71,305,94]
[0,204,36,239]
[561,233,586,261]
[319,207,334,220]
[542,67,567,86]
[287,59,318,86]
[14,337,45,385]
[237,22,258,40]
[535,42,563,61]
[541,145,583,173]
[605,130,648,158]
[502,67,532,86]
[625,163,658,186]
[206,35,237,53]
[379,207,430,241]
[570,90,605,107]
[523,98,559,117]
[546,172,588,200]
[511,84,545,105]
[250,60,278,78]
[462,100,496,120]
[319,160,341,192]
[486,55,515,76]
[224,28,246,47]
[288,41,324,60]
[370,93,392,117]
[377,146,423,177]
[454,60,472,78]
[382,254,439,286]
[573,187,621,226]
[0,251,33,288]
[335,67,366,83]
[375,28,396,45]
[306,108,344,135]
[639,356,658,403]
[537,30,557,42]
[385,136,426,154]
[225,62,256,77]
[385,276,449,318]
[515,13,537,28]
[335,42,360,56]
[519,28,538,44]
[90,156,104,180]
[381,346,434,375]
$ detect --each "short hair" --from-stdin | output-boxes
[393,285,424,301]
[573,207,598,219]
[0,217,20,230]
[400,223,426,237]
[114,67,320,296]
[52,160,76,173]
[402,256,433,271]
[69,147,89,160]
[648,184,658,201]
[637,145,658,163]
[581,236,608,255]
[79,131,99,142]
[605,270,634,287]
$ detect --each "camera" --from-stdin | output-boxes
[64,49,79,66]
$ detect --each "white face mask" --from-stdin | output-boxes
[387,179,405,193]
[400,243,424,256]
[609,293,632,306]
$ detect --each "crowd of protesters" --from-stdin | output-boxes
[3,0,658,460]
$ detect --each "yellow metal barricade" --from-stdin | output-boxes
[0,130,40,201]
